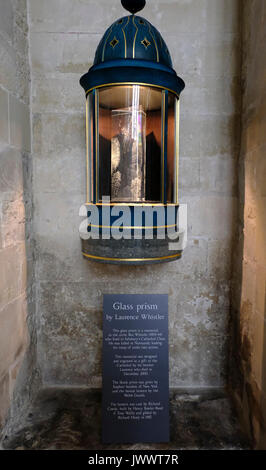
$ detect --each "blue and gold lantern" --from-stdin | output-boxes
[80,0,185,264]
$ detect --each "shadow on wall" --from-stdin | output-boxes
[229,0,266,450]
[0,0,40,433]
[1,151,41,436]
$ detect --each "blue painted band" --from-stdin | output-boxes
[90,59,177,74]
[80,60,185,96]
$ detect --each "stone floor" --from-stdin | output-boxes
[1,388,250,450]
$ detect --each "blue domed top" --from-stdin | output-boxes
[94,15,173,68]
[80,13,185,97]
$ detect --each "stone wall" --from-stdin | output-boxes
[0,0,35,426]
[230,0,266,450]
[28,0,241,389]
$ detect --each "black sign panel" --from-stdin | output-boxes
[102,294,169,444]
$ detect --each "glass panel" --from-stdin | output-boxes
[98,85,163,203]
[166,92,176,203]
[146,89,162,203]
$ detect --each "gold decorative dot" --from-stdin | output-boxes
[141,37,151,49]
[110,37,119,48]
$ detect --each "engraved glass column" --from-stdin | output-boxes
[111,86,146,202]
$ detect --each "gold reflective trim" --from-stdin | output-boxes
[132,15,138,59]
[141,37,151,49]
[86,83,179,98]
[122,16,130,58]
[110,37,119,49]
[88,224,178,229]
[82,252,181,262]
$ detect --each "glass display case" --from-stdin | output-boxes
[79,1,185,264]
[86,84,179,205]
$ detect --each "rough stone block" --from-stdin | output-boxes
[244,151,257,197]
[34,192,86,281]
[0,36,17,95]
[200,114,238,158]
[0,146,23,198]
[9,95,31,152]
[0,244,27,310]
[202,32,241,78]
[0,27,29,103]
[255,204,266,268]
[181,113,237,160]
[241,260,256,307]
[164,237,208,278]
[0,295,28,380]
[169,321,227,387]
[181,84,204,118]
[189,196,237,239]
[207,239,232,280]
[22,152,33,198]
[255,265,266,319]
[243,217,257,263]
[249,310,266,390]
[0,0,14,42]
[14,50,30,105]
[34,191,83,236]
[28,0,211,35]
[29,0,124,33]
[32,112,84,158]
[179,114,202,158]
[145,0,208,35]
[200,155,236,195]
[13,19,28,58]
[179,157,200,193]
[34,150,85,195]
[32,76,84,114]
[202,76,238,116]
[205,0,240,34]
[256,148,266,198]
[0,87,9,145]
[164,32,204,80]
[12,0,28,35]
[8,355,26,404]
[171,275,230,334]
[30,32,100,75]
[38,281,103,385]
[11,0,27,19]
[1,198,26,248]
[0,372,10,426]
[0,202,3,249]
[245,107,266,156]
